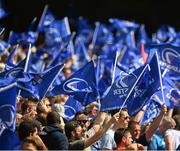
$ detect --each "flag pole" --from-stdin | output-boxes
[130,31,136,48]
[111,51,119,84]
[118,45,127,63]
[24,44,32,72]
[78,37,91,61]
[91,22,100,49]
[37,5,48,30]
[119,64,149,113]
[155,51,165,103]
[18,44,31,97]
[0,28,5,36]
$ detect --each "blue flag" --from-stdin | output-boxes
[44,17,71,47]
[0,83,20,150]
[64,97,83,121]
[0,40,9,56]
[0,60,25,79]
[152,77,180,108]
[148,44,180,81]
[141,99,161,124]
[0,83,17,133]
[18,64,64,100]
[0,8,8,19]
[8,31,38,46]
[73,37,91,70]
[50,61,99,105]
[100,66,144,112]
[126,65,150,116]
[77,17,94,44]
[38,8,56,32]
[137,24,150,45]
[127,53,161,116]
[109,18,139,31]
[4,45,18,71]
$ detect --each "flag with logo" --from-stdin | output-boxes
[127,53,161,116]
[18,64,64,100]
[148,44,180,81]
[50,61,99,105]
[100,66,144,112]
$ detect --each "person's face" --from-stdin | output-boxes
[91,106,99,117]
[31,128,38,137]
[124,132,133,147]
[43,99,52,113]
[77,114,90,130]
[74,125,83,139]
[28,106,37,119]
[118,111,130,128]
[131,124,141,139]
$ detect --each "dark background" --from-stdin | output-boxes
[0,0,179,35]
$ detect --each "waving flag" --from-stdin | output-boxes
[64,97,83,121]
[100,66,144,112]
[152,77,180,108]
[0,60,25,79]
[8,31,38,46]
[50,61,99,105]
[44,17,71,47]
[0,44,32,79]
[141,99,161,124]
[126,65,150,115]
[0,40,9,56]
[77,17,94,44]
[17,64,64,100]
[74,37,91,70]
[127,52,162,116]
[0,83,20,149]
[37,5,56,32]
[0,8,8,19]
[109,18,139,31]
[98,49,119,97]
[4,45,19,71]
[148,44,180,81]
[0,83,17,133]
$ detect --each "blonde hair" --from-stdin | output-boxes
[161,116,176,129]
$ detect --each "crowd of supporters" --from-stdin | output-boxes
[0,5,180,150]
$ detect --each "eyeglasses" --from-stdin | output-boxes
[78,120,88,125]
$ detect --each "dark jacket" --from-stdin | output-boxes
[40,124,68,150]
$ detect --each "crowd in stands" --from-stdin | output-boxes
[0,6,180,150]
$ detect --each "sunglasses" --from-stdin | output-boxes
[78,120,88,125]
[46,104,52,107]
[121,116,130,120]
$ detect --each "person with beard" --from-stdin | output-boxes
[64,112,119,150]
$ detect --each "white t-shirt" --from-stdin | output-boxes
[165,129,180,150]
[99,129,116,150]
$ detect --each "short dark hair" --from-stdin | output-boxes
[109,108,128,117]
[128,120,140,130]
[46,111,60,125]
[21,100,36,115]
[114,128,130,144]
[65,120,80,139]
[18,120,37,141]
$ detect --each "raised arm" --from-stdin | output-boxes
[132,105,147,123]
[145,103,167,141]
[83,112,118,148]
[92,111,107,133]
